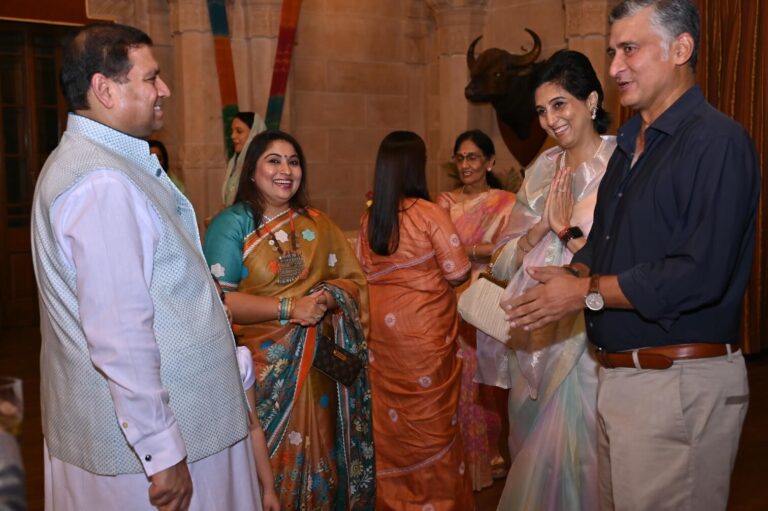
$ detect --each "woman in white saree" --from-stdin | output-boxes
[492,50,616,511]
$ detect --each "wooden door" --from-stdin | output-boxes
[0,21,72,327]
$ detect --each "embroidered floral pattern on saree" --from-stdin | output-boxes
[204,205,375,510]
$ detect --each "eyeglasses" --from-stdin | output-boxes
[452,152,483,164]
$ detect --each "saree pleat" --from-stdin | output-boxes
[437,189,516,491]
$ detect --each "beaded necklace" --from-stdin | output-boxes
[262,207,290,224]
[261,209,305,284]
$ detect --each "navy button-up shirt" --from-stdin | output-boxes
[573,86,760,351]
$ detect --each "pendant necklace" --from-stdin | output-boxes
[261,209,305,284]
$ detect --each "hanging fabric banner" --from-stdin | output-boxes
[264,0,303,130]
[206,0,239,151]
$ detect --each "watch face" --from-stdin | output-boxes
[585,292,605,311]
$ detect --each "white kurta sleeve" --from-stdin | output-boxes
[51,169,186,477]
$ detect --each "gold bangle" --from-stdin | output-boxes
[518,234,531,253]
[287,297,295,320]
[524,232,536,248]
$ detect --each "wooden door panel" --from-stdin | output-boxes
[5,245,37,325]
[0,21,72,328]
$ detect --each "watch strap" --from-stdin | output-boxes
[558,226,584,244]
[588,274,601,295]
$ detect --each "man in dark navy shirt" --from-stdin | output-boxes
[502,1,758,509]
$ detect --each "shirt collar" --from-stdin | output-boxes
[616,85,705,156]
[67,113,153,168]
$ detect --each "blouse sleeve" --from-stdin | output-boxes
[424,203,471,281]
[203,206,248,291]
[435,192,453,211]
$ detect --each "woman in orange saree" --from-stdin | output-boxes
[436,130,516,491]
[204,130,374,510]
[357,131,473,510]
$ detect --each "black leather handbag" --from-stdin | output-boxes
[312,333,363,387]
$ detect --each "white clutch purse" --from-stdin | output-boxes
[457,271,510,343]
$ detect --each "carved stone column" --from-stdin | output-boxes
[227,0,281,119]
[564,0,617,130]
[168,0,228,224]
[424,0,491,193]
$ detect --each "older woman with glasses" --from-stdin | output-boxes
[436,130,516,491]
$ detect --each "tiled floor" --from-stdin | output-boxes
[2,326,765,510]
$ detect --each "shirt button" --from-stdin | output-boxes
[155,168,162,177]
[145,454,152,462]
[617,192,623,198]
[605,235,610,240]
[121,422,128,429]
[589,321,594,328]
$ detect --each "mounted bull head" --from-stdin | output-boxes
[465,29,546,167]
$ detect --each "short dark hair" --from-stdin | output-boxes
[610,0,700,71]
[533,50,612,134]
[234,130,309,224]
[234,112,256,129]
[452,129,503,189]
[148,140,169,170]
[367,131,430,255]
[60,23,153,111]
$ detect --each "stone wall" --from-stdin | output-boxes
[89,0,616,231]
[285,0,430,229]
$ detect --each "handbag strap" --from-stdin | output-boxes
[479,270,507,288]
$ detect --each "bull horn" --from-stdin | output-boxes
[509,28,541,67]
[467,36,482,69]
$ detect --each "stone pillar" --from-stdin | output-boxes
[405,0,432,138]
[87,0,138,27]
[424,0,491,193]
[169,0,228,225]
[227,0,281,118]
[564,0,618,131]
[146,0,179,188]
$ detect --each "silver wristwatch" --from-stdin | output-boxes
[585,274,605,311]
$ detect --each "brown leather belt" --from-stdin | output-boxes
[596,343,738,370]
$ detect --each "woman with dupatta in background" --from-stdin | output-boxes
[357,131,473,510]
[436,130,516,491]
[221,111,267,207]
[204,130,375,510]
[493,50,616,510]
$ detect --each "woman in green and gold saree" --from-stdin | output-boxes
[204,130,374,510]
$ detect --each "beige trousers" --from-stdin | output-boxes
[596,351,748,511]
